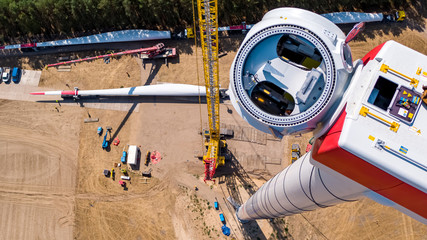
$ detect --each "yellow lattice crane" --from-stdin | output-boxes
[196,0,225,182]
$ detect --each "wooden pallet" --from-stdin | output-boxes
[141,177,150,184]
[84,118,99,123]
[57,65,72,72]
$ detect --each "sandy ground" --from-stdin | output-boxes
[39,55,142,90]
[0,16,426,240]
[0,100,82,239]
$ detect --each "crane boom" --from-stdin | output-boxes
[196,0,224,181]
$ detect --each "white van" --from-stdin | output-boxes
[2,67,10,83]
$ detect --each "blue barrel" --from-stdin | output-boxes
[121,151,127,163]
[219,213,225,223]
[221,225,230,236]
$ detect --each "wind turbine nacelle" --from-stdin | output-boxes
[229,8,354,136]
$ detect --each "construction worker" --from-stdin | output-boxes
[194,185,198,191]
[422,85,427,105]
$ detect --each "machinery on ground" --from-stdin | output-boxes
[45,43,176,69]
[102,126,112,149]
[97,126,103,135]
[101,130,109,149]
[196,0,226,182]
[384,10,406,22]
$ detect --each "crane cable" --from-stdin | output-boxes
[192,0,205,155]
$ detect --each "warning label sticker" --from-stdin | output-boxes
[398,108,408,117]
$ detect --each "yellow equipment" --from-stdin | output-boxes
[380,64,419,88]
[145,151,150,166]
[186,27,195,38]
[359,106,400,132]
[196,0,225,182]
[396,10,406,22]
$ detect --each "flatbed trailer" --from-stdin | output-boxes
[140,48,177,67]
[45,43,172,69]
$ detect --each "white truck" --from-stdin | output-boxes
[2,67,10,83]
[127,145,139,166]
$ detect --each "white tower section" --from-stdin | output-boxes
[228,8,354,136]
[237,153,369,220]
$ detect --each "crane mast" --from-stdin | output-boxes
[196,0,224,181]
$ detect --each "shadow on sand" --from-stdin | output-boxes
[215,150,293,240]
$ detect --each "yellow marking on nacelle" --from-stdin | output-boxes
[360,106,400,132]
[380,64,419,88]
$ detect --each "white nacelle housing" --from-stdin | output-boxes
[229,7,354,136]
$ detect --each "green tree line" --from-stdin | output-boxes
[0,0,406,43]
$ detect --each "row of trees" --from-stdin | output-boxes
[0,0,405,43]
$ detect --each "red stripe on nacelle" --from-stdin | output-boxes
[361,42,386,65]
[30,92,45,95]
[312,111,427,219]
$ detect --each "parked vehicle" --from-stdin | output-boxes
[11,67,21,83]
[120,176,131,180]
[2,67,10,83]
